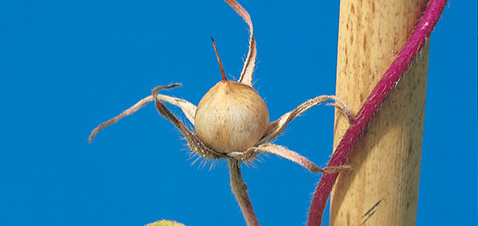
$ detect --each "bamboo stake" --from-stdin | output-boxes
[331,0,430,225]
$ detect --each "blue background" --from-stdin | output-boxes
[1,0,476,225]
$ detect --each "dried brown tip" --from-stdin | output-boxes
[326,102,354,124]
[322,165,352,173]
[211,37,227,81]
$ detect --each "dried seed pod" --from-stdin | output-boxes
[195,80,269,153]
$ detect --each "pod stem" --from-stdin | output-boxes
[228,158,259,226]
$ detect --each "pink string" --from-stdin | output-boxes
[307,0,448,225]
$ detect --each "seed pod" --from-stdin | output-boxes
[195,80,269,153]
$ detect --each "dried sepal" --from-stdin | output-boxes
[88,84,197,143]
[258,95,352,145]
[250,143,351,173]
[152,85,225,160]
[89,95,153,143]
[252,143,325,173]
[225,0,256,86]
[326,102,354,124]
[156,93,197,125]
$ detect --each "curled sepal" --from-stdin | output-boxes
[152,85,225,159]
[156,93,197,125]
[225,0,256,86]
[88,84,197,143]
[254,143,324,173]
[252,143,350,173]
[258,95,353,145]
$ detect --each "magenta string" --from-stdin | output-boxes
[307,0,448,225]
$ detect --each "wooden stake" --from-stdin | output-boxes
[331,0,430,225]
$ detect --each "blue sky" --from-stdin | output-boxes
[0,0,476,225]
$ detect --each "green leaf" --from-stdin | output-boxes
[145,220,185,226]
